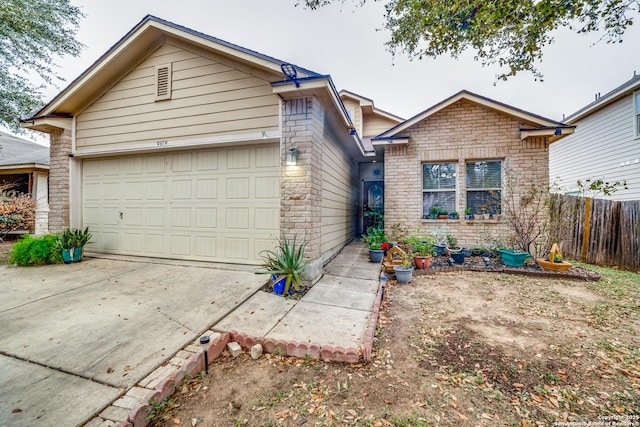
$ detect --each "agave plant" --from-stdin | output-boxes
[258,235,309,295]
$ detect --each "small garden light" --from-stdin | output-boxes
[199,335,210,374]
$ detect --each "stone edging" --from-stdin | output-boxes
[84,278,386,427]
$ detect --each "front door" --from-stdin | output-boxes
[362,180,384,233]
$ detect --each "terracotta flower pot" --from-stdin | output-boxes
[413,256,432,269]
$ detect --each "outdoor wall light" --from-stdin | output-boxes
[286,147,298,166]
[199,335,210,374]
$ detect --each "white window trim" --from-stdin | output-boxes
[422,162,457,216]
[465,160,503,214]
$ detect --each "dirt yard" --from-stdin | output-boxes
[0,240,13,264]
[150,265,640,426]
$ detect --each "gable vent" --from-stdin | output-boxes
[155,64,172,101]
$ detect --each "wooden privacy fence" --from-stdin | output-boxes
[560,195,640,272]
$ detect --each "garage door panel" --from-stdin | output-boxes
[171,180,192,199]
[227,148,250,169]
[226,178,250,199]
[82,145,279,264]
[196,179,217,199]
[196,151,218,171]
[145,181,165,200]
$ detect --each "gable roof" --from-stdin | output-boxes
[564,73,640,124]
[0,131,49,169]
[25,15,322,122]
[339,90,404,122]
[375,90,570,140]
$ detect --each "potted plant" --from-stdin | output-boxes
[464,208,474,220]
[406,235,435,269]
[428,206,440,219]
[498,249,530,267]
[449,210,459,220]
[437,209,449,220]
[393,253,414,284]
[59,227,91,263]
[258,235,309,296]
[362,227,388,263]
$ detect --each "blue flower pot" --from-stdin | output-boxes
[369,249,384,263]
[271,275,290,295]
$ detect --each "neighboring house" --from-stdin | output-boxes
[0,131,49,235]
[22,15,375,282]
[550,73,640,200]
[373,91,574,246]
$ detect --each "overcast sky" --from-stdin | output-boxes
[12,0,640,140]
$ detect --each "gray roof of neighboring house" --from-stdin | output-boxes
[0,131,50,167]
[565,73,640,123]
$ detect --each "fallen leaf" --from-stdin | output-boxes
[172,418,181,424]
[457,412,467,420]
[12,408,22,413]
[106,367,114,374]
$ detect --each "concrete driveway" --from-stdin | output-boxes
[0,257,265,427]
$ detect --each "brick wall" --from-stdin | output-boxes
[384,99,550,248]
[280,96,325,282]
[48,128,72,232]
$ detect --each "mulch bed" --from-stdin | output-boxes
[412,254,602,281]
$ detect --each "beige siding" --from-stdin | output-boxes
[341,99,362,136]
[76,43,280,150]
[321,131,358,254]
[550,95,640,200]
[362,113,399,137]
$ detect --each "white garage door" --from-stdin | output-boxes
[82,144,280,264]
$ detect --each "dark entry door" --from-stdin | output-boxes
[362,180,384,233]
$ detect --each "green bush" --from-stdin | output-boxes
[8,234,62,266]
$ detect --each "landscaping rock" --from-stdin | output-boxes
[226,342,242,358]
[250,344,263,360]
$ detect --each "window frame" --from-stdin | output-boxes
[422,162,457,217]
[465,160,503,215]
[634,91,640,138]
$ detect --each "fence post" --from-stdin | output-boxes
[581,197,591,263]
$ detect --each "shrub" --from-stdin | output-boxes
[8,234,62,266]
[0,186,35,241]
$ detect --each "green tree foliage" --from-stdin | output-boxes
[0,0,84,131]
[300,0,639,80]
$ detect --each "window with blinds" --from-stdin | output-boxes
[422,162,457,216]
[466,160,502,215]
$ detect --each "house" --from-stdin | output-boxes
[0,131,49,235]
[21,15,376,282]
[549,74,640,200]
[373,90,574,246]
[21,15,573,276]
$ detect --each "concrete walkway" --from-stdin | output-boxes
[0,241,381,427]
[215,241,381,349]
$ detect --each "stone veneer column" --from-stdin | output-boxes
[280,96,324,283]
[48,128,72,232]
[32,171,49,235]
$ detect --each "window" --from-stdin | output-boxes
[466,161,502,214]
[423,162,456,216]
[635,91,640,137]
